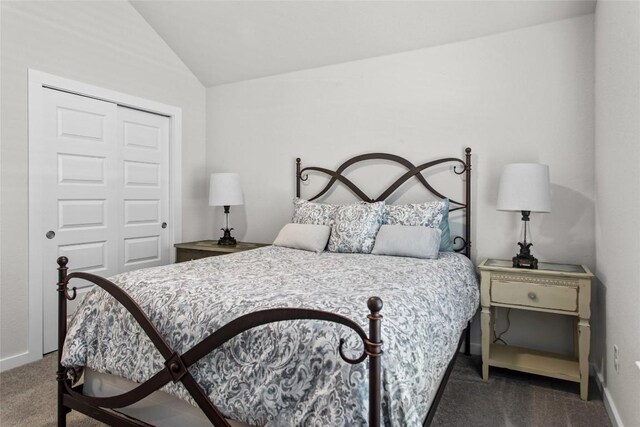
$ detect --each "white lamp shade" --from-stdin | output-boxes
[208,173,244,206]
[496,163,551,212]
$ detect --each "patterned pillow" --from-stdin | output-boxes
[328,202,385,253]
[384,200,453,252]
[292,198,338,226]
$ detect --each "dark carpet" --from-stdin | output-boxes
[432,355,611,427]
[0,353,610,426]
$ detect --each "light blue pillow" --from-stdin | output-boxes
[439,199,454,252]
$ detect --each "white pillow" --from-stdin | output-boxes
[371,225,442,259]
[273,223,331,253]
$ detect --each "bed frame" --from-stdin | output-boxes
[55,148,472,427]
[296,147,473,426]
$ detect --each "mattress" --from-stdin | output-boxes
[62,246,479,426]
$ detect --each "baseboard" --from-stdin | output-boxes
[0,351,40,372]
[595,369,625,427]
[469,342,481,355]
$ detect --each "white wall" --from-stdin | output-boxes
[0,1,206,364]
[207,16,595,355]
[594,1,640,426]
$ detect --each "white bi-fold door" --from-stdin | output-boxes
[40,88,170,353]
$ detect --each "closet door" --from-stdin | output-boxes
[40,90,171,353]
[118,107,170,272]
[41,89,119,353]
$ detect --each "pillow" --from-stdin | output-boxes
[438,200,454,252]
[328,202,385,253]
[291,198,338,226]
[273,223,331,253]
[372,225,442,259]
[384,199,453,252]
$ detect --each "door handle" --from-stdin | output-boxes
[161,222,167,229]
[46,230,56,239]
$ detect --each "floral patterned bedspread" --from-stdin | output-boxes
[62,246,478,426]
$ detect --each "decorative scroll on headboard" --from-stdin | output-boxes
[295,148,472,257]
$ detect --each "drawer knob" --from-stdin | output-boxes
[528,292,537,300]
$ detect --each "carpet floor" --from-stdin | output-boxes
[431,355,611,427]
[0,353,610,426]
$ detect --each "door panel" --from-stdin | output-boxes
[58,199,107,229]
[124,236,161,266]
[118,107,169,273]
[57,154,106,184]
[123,160,161,187]
[57,107,106,140]
[124,199,161,225]
[123,121,160,149]
[42,89,119,353]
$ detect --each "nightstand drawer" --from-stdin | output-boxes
[491,280,578,312]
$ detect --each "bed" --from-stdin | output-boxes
[55,148,478,426]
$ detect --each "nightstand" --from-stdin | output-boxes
[174,240,269,263]
[477,259,594,400]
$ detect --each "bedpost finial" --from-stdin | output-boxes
[57,256,68,267]
[465,147,471,154]
[367,296,383,314]
[296,158,301,163]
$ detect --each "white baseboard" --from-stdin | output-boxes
[0,351,41,372]
[595,369,624,427]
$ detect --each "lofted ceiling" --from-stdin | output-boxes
[131,1,596,87]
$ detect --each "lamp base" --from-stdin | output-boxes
[217,228,237,246]
[513,254,538,269]
[512,240,538,269]
[512,212,538,269]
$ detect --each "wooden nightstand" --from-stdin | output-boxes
[477,259,594,400]
[174,240,269,263]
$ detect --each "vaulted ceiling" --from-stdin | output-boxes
[131,1,596,87]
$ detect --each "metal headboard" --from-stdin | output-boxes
[295,147,472,257]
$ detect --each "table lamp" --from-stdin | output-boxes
[209,173,244,245]
[496,163,551,269]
